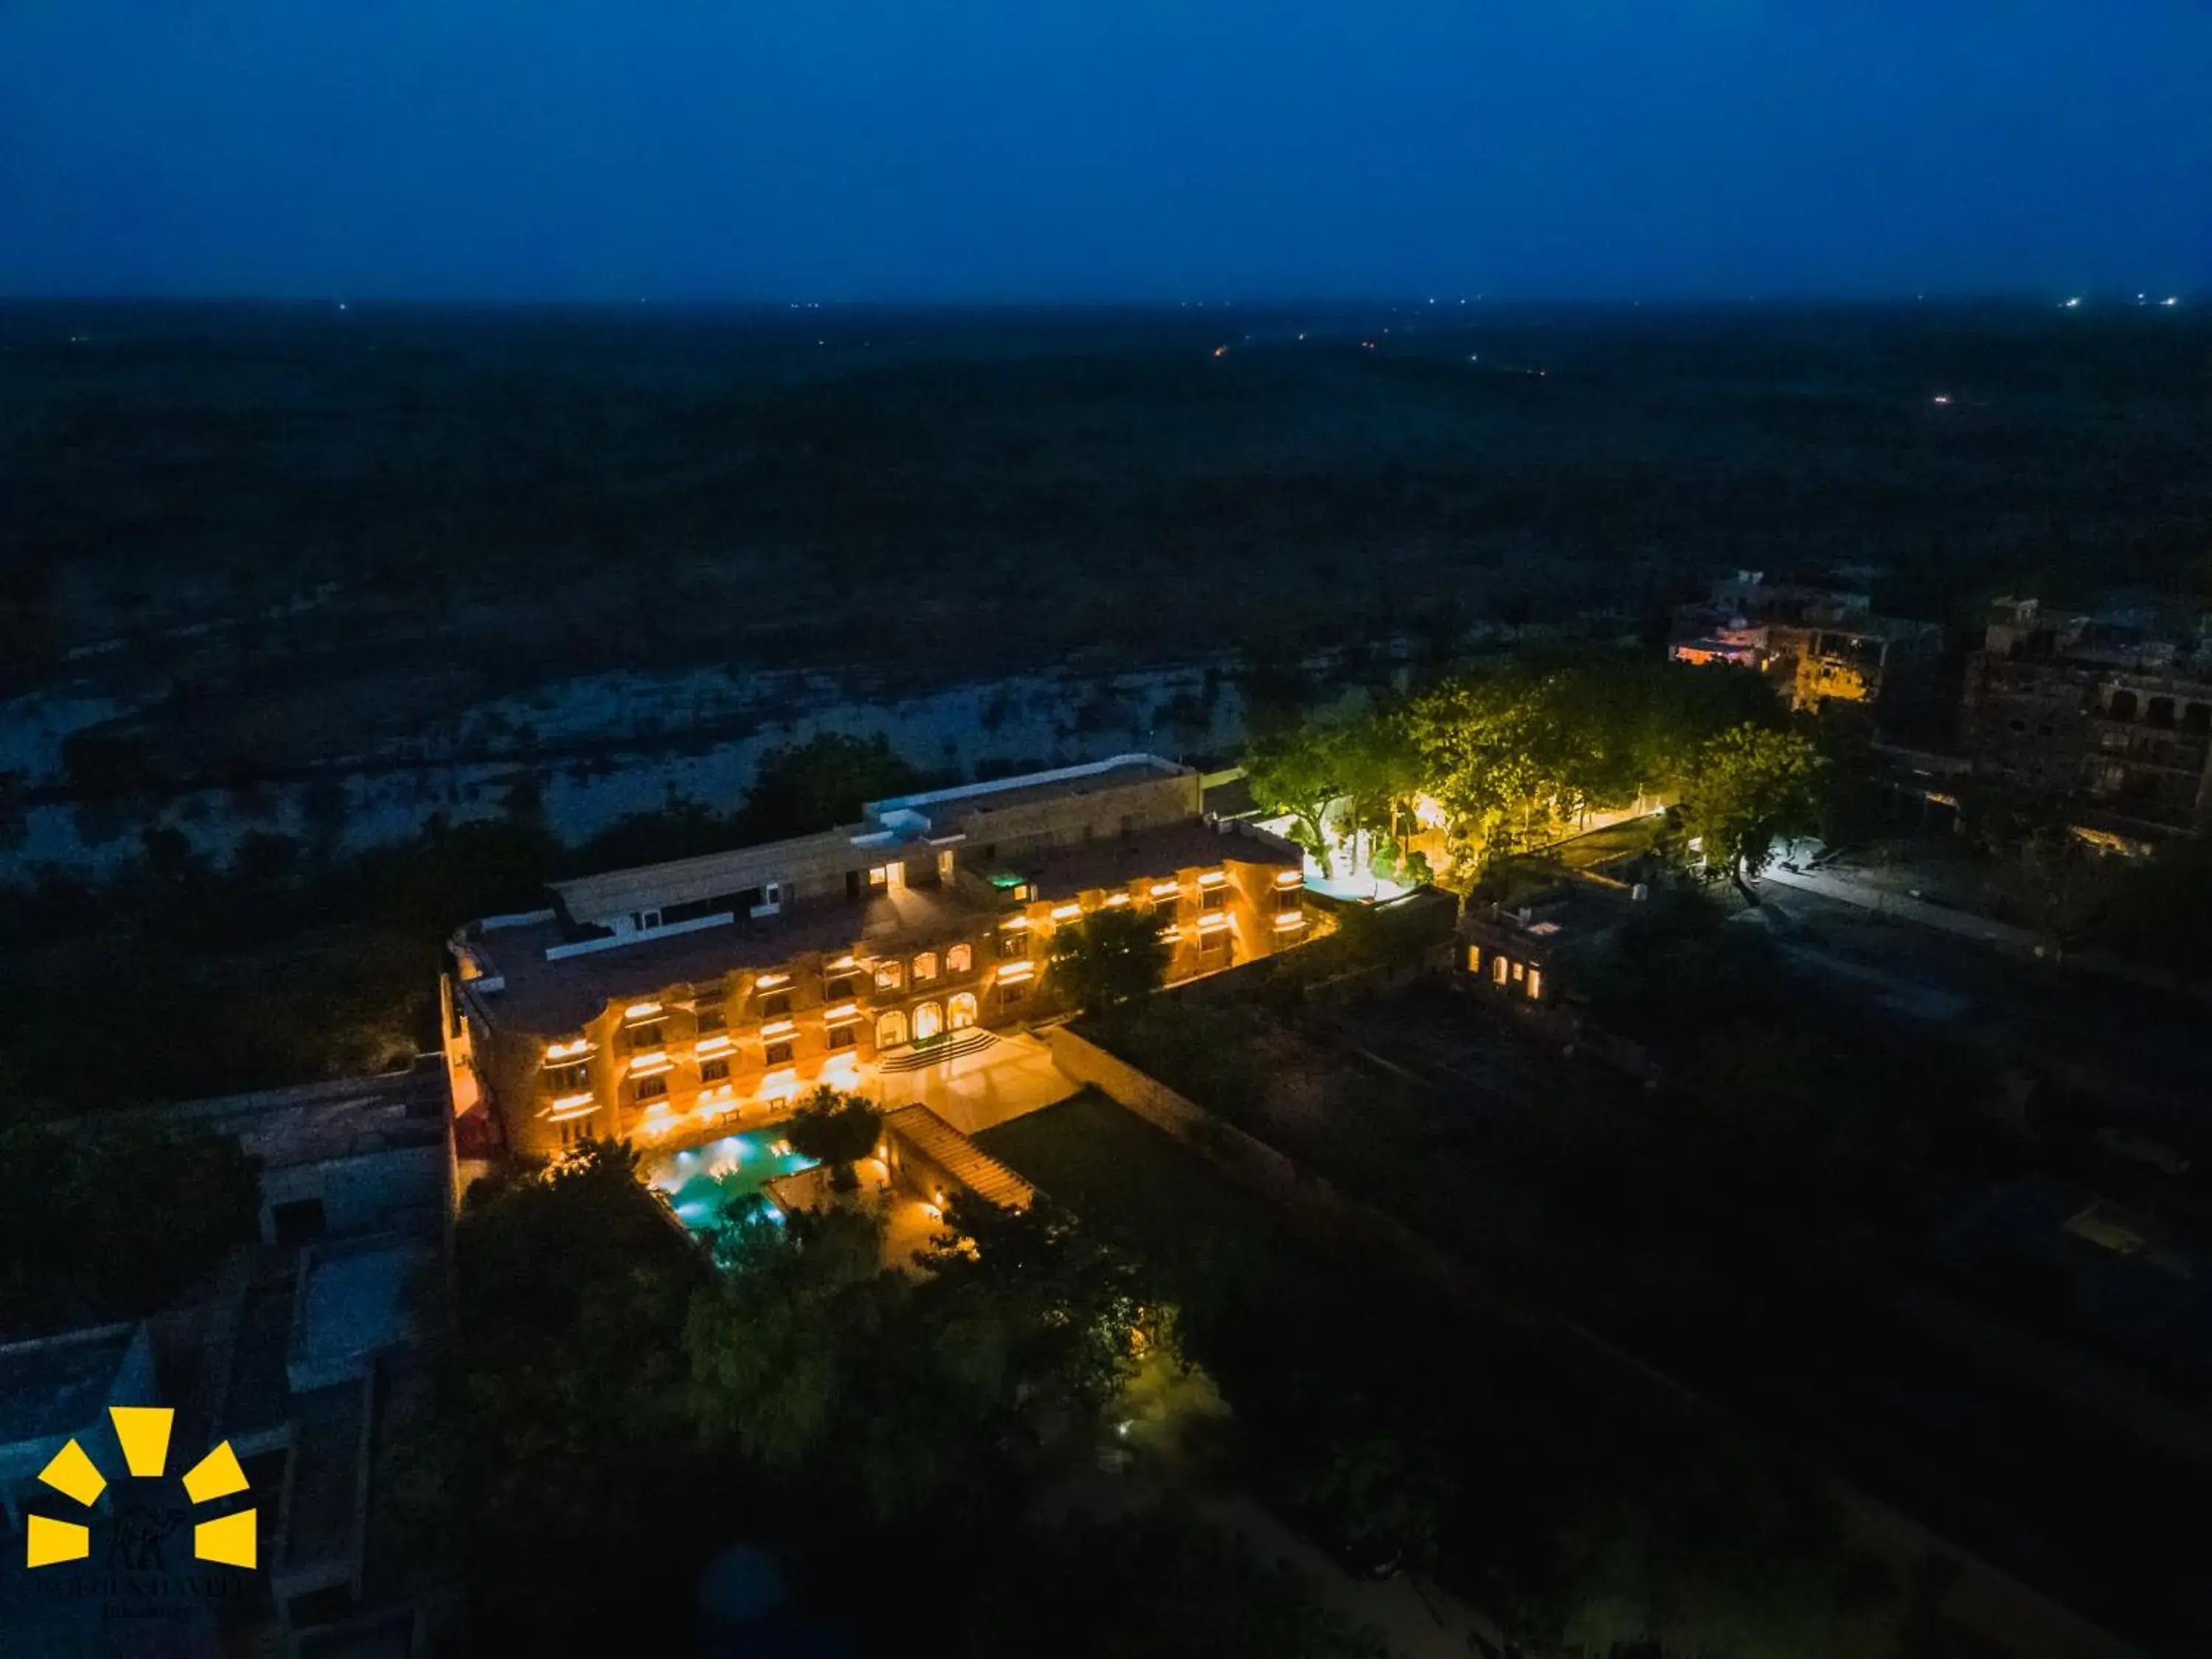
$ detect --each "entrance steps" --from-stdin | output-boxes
[877,1029,998,1073]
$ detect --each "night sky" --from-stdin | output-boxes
[4,1,2205,303]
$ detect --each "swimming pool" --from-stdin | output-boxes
[641,1130,819,1233]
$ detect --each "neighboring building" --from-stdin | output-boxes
[3,1071,452,1649]
[1961,597,2212,835]
[1455,880,1635,1009]
[444,755,1310,1160]
[1671,571,1942,714]
[0,1323,158,1532]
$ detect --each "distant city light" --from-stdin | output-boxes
[2164,296,2180,307]
[1212,344,1227,358]
[2063,296,2081,308]
[1932,394,1951,405]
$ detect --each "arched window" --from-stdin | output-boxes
[914,1002,943,1042]
[875,1009,908,1050]
[2109,689,2139,720]
[913,950,939,983]
[948,992,978,1030]
[947,943,972,975]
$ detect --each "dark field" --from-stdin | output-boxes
[6,299,2209,702]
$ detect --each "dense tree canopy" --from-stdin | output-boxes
[1402,654,1781,869]
[734,731,925,841]
[1676,724,1827,898]
[781,1085,881,1187]
[0,1122,259,1336]
[1050,905,1174,1017]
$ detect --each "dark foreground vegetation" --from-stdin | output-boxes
[380,1137,1391,1658]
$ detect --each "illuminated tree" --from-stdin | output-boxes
[1049,906,1172,1018]
[1245,721,1345,872]
[782,1085,881,1189]
[1676,725,1826,900]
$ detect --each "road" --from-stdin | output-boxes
[1750,877,2212,1138]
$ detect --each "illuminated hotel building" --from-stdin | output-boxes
[441,755,1308,1158]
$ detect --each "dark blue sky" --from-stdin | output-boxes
[4,1,2205,302]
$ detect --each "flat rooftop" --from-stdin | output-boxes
[296,1239,425,1380]
[1002,818,1301,901]
[71,1066,449,1172]
[1461,880,1634,948]
[470,883,995,1035]
[0,1324,142,1450]
[907,757,1184,824]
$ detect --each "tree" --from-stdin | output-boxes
[0,1124,259,1337]
[1244,721,1344,871]
[1676,724,1826,900]
[686,1205,891,1472]
[1049,906,1172,1018]
[735,732,922,841]
[1335,699,1422,864]
[964,1503,1392,1659]
[382,1137,709,1652]
[1535,1433,1902,1659]
[782,1085,881,1189]
[2098,840,2212,987]
[919,1194,1147,1425]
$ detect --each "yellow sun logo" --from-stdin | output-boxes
[27,1406,257,1571]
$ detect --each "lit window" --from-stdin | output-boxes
[1510,960,1525,982]
[947,943,972,974]
[700,1057,731,1083]
[827,1025,856,1051]
[869,864,890,888]
[1492,956,1509,986]
[634,1076,668,1103]
[914,951,939,982]
[1000,932,1028,960]
[875,960,905,991]
[1467,945,1482,975]
[1526,969,1543,1001]
[765,1040,795,1066]
[544,1061,589,1094]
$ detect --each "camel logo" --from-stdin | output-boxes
[25,1406,257,1571]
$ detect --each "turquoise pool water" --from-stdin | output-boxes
[641,1130,818,1233]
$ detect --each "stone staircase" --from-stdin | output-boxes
[876,1029,998,1074]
